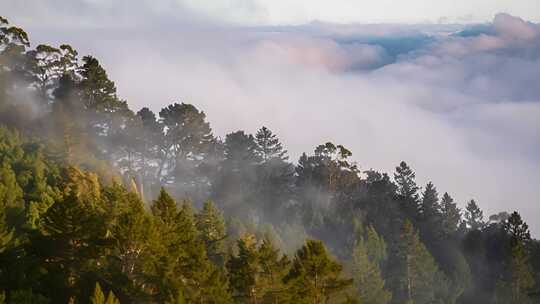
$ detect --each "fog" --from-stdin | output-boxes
[2,4,539,234]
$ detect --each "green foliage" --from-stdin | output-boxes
[91,283,120,304]
[464,200,485,231]
[9,289,50,304]
[394,161,419,202]
[0,201,13,253]
[396,220,444,304]
[255,126,288,162]
[351,226,391,304]
[158,102,214,185]
[283,239,352,303]
[91,283,106,304]
[440,192,461,236]
[197,200,227,266]
[496,212,535,304]
[227,234,290,303]
[420,182,440,220]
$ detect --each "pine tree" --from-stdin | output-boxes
[283,239,352,303]
[79,55,131,140]
[255,126,288,162]
[39,187,106,299]
[197,200,227,267]
[503,212,535,304]
[152,197,232,303]
[214,131,262,216]
[420,182,440,220]
[394,162,420,219]
[397,220,441,304]
[0,161,25,228]
[91,283,121,304]
[157,103,214,183]
[258,237,290,303]
[440,193,461,236]
[464,200,485,230]
[394,162,419,201]
[253,126,294,221]
[224,131,262,165]
[351,226,391,304]
[227,234,289,303]
[110,194,161,299]
[133,107,163,197]
[0,201,13,253]
[91,283,106,304]
[151,188,178,226]
[364,226,387,266]
[227,233,260,302]
[105,291,121,304]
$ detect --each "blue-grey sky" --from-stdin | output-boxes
[1,1,540,234]
[189,0,540,24]
[2,0,540,27]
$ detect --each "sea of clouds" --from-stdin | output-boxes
[2,2,540,234]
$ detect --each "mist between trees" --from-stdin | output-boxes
[0,16,539,304]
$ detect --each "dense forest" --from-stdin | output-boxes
[0,16,539,304]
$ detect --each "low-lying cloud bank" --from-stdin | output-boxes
[3,9,540,234]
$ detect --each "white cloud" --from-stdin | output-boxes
[3,0,540,27]
[2,4,540,234]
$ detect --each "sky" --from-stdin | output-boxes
[1,0,540,25]
[1,1,540,234]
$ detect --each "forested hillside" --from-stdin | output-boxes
[0,16,539,303]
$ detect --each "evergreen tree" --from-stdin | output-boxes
[157,102,214,184]
[227,234,260,302]
[0,160,25,227]
[38,187,106,301]
[109,194,161,300]
[420,182,440,220]
[224,131,262,166]
[151,188,178,226]
[91,283,106,304]
[283,240,352,303]
[29,44,78,103]
[464,200,485,230]
[196,200,227,267]
[133,107,163,197]
[364,226,388,266]
[79,55,131,140]
[91,283,121,304]
[394,162,420,220]
[253,126,293,221]
[0,200,13,253]
[502,212,535,304]
[295,142,359,242]
[152,196,232,303]
[351,226,391,304]
[227,234,290,303]
[255,126,288,162]
[214,131,261,215]
[258,237,290,303]
[440,193,461,236]
[393,162,419,202]
[396,220,441,304]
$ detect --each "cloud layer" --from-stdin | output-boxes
[2,0,540,25]
[2,7,540,234]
